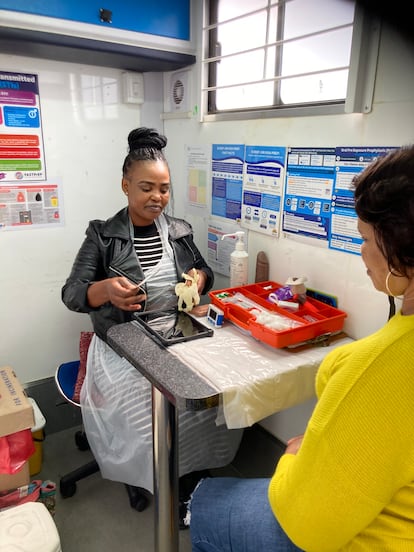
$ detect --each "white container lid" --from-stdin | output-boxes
[0,501,61,552]
[28,398,46,432]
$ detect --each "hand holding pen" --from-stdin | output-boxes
[87,267,148,311]
[105,276,146,311]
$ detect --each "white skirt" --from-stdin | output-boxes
[80,334,243,492]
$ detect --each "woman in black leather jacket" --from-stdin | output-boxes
[61,127,243,520]
[62,206,214,340]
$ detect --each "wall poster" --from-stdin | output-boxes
[185,144,209,217]
[207,218,248,277]
[282,145,397,255]
[241,145,286,236]
[0,181,62,230]
[211,143,245,220]
[282,147,336,244]
[329,146,397,254]
[0,70,62,229]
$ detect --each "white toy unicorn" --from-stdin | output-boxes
[175,270,200,312]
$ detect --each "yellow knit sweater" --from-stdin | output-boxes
[268,310,414,551]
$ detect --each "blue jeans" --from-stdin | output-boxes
[190,477,304,552]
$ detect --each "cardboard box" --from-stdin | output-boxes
[0,368,35,492]
[0,366,34,437]
[0,461,30,492]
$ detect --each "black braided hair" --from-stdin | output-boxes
[122,127,168,176]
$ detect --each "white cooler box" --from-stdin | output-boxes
[0,501,61,552]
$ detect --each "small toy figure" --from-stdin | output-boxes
[175,270,200,312]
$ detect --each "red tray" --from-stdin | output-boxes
[209,281,347,348]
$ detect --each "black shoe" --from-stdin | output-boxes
[125,484,150,512]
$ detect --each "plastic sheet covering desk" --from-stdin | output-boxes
[169,320,352,429]
[107,319,352,552]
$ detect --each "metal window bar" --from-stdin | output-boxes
[273,0,285,104]
[203,23,354,65]
[203,0,292,32]
[203,65,351,94]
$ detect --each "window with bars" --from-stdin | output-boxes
[202,0,379,119]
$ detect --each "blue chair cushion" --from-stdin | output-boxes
[55,360,81,406]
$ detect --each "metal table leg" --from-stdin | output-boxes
[152,385,179,552]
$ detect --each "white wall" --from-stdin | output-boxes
[1,9,413,443]
[0,57,165,384]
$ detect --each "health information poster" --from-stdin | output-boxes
[0,71,46,182]
[329,146,397,254]
[241,145,286,236]
[211,143,245,220]
[282,147,336,243]
[0,71,63,230]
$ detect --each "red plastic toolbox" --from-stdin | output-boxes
[209,281,347,348]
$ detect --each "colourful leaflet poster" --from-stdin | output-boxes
[0,71,60,230]
[0,181,63,230]
[0,71,46,182]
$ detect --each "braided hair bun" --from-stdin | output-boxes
[127,127,167,152]
[122,127,169,176]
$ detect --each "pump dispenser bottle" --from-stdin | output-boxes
[221,231,249,287]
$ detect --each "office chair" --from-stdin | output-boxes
[55,334,149,512]
[55,359,101,498]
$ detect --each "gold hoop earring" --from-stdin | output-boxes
[385,270,403,299]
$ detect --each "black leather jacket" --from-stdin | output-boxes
[61,208,214,341]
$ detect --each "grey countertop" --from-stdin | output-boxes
[107,321,219,411]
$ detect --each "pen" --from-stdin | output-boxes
[109,265,153,292]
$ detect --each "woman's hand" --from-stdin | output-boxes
[87,277,146,311]
[285,434,304,455]
[186,269,207,294]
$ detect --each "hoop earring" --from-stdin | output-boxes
[385,270,403,299]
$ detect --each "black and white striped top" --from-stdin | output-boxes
[133,222,177,312]
[133,222,162,272]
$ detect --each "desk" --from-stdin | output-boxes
[107,319,351,552]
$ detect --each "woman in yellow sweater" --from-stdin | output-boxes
[188,144,414,551]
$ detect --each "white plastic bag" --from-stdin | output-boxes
[80,335,243,492]
[81,335,153,489]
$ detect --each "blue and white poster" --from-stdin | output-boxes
[211,144,245,220]
[241,145,286,236]
[330,146,398,254]
[282,147,336,242]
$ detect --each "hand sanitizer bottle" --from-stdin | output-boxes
[221,231,249,287]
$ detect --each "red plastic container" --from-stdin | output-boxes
[209,281,347,348]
